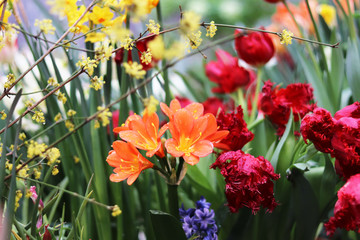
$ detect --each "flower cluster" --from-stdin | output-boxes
[107,99,228,185]
[179,196,218,240]
[260,80,316,136]
[211,150,280,213]
[301,102,360,180]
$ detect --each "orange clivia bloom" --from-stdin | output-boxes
[106,141,154,185]
[162,99,228,165]
[113,112,168,158]
[160,99,204,121]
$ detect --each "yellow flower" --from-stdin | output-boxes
[97,106,112,127]
[90,76,105,91]
[47,77,57,86]
[34,19,56,35]
[46,0,78,17]
[146,20,160,35]
[164,41,184,60]
[89,6,114,26]
[74,155,80,164]
[280,29,294,45]
[65,120,75,131]
[140,49,152,65]
[4,73,15,89]
[85,32,106,43]
[25,98,35,108]
[27,140,48,158]
[15,190,22,211]
[142,95,159,115]
[66,5,90,34]
[52,166,59,175]
[33,168,41,179]
[180,11,201,34]
[112,205,122,217]
[318,4,336,27]
[147,36,165,60]
[0,110,7,120]
[0,5,11,28]
[94,120,101,129]
[123,62,146,79]
[95,40,113,61]
[45,147,61,165]
[67,109,77,117]
[32,110,45,123]
[186,31,202,51]
[76,56,99,76]
[57,92,67,104]
[206,21,217,38]
[54,112,62,122]
[17,165,29,178]
[19,133,26,141]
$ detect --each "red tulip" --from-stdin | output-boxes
[234,29,275,66]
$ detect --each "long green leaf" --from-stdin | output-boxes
[149,210,187,240]
[346,39,360,101]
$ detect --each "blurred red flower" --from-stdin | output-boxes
[205,49,252,93]
[216,105,254,151]
[260,80,315,136]
[234,29,275,66]
[324,174,360,236]
[211,150,280,214]
[175,96,193,108]
[202,97,234,116]
[265,0,283,3]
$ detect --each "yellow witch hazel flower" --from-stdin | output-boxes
[34,19,56,35]
[146,20,160,35]
[140,49,152,65]
[206,21,217,38]
[280,29,294,45]
[27,140,48,158]
[97,106,112,127]
[4,73,16,89]
[180,11,201,34]
[123,62,146,79]
[32,110,45,124]
[76,56,99,76]
[318,4,336,27]
[45,147,61,165]
[90,76,105,91]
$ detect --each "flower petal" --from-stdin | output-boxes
[192,140,213,157]
[165,139,183,157]
[183,154,200,165]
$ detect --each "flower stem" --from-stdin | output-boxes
[167,184,180,220]
[249,67,263,124]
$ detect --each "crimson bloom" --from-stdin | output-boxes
[234,29,275,66]
[106,141,154,185]
[211,150,280,214]
[202,97,233,116]
[324,174,360,236]
[260,80,315,136]
[113,112,168,158]
[265,0,283,3]
[205,49,252,93]
[216,105,254,151]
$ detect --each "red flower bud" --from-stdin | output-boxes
[234,29,275,67]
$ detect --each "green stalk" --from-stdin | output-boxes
[346,0,357,40]
[167,184,180,220]
[156,1,172,104]
[249,67,262,124]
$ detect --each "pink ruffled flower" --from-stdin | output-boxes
[325,174,360,236]
[211,150,280,214]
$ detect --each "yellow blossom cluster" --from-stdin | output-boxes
[74,156,80,164]
[142,96,159,115]
[34,19,56,35]
[76,56,99,76]
[33,168,41,179]
[54,113,62,122]
[95,41,113,61]
[52,165,59,175]
[19,133,26,141]
[44,147,61,165]
[27,140,48,158]
[280,29,294,45]
[57,92,67,105]
[17,165,29,179]
[123,62,146,79]
[90,76,105,91]
[112,205,122,217]
[140,49,152,65]
[206,21,217,38]
[47,77,58,87]
[4,73,16,89]
[146,20,160,35]
[147,36,184,61]
[65,120,75,131]
[67,109,77,117]
[25,98,35,108]
[0,110,7,120]
[15,190,22,211]
[96,106,112,128]
[32,110,45,124]
[186,31,203,51]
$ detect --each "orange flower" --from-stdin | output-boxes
[114,112,168,158]
[160,99,204,121]
[106,141,154,185]
[163,100,228,165]
[147,0,159,13]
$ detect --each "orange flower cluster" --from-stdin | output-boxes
[106,99,228,185]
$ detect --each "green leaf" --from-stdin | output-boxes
[149,210,187,240]
[288,167,320,240]
[319,155,337,213]
[346,39,360,101]
[186,164,216,200]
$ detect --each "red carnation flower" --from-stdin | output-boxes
[202,97,234,116]
[300,108,336,154]
[211,150,280,214]
[324,174,360,236]
[332,117,360,180]
[334,102,360,120]
[260,80,315,136]
[216,105,254,151]
[205,49,252,93]
[234,28,275,66]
